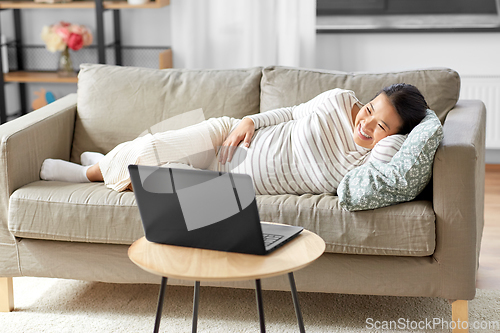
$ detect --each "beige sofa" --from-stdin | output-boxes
[0,64,485,327]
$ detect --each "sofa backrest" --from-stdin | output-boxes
[260,66,460,123]
[73,64,460,164]
[72,64,262,163]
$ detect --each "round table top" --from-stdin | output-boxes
[128,229,325,282]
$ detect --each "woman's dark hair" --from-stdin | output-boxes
[375,83,428,135]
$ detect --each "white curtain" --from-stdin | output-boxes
[170,0,316,69]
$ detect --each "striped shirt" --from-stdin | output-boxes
[99,88,405,193]
[221,88,372,195]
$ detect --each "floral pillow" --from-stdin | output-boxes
[338,109,443,211]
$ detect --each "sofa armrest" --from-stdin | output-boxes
[0,93,77,240]
[432,99,486,300]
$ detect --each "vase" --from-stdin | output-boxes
[58,47,74,77]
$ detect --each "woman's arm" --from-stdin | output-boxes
[242,106,295,129]
[244,88,349,130]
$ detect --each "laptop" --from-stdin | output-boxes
[128,164,303,255]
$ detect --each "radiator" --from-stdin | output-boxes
[460,76,500,149]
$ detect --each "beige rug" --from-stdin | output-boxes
[1,277,498,332]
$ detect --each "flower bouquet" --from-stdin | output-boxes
[41,21,93,76]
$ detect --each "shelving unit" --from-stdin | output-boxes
[0,0,170,123]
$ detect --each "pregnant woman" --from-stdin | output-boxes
[40,83,428,195]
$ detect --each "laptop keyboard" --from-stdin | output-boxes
[263,233,284,247]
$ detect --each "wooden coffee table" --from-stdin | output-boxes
[128,228,325,333]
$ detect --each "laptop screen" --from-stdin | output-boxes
[135,165,256,231]
[129,164,302,255]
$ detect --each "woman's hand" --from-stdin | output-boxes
[219,118,255,164]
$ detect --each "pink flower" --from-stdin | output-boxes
[55,26,71,42]
[70,24,84,35]
[41,22,92,53]
[67,33,84,51]
[82,31,93,47]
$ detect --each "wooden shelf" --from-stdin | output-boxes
[0,0,169,9]
[0,1,93,8]
[4,71,78,83]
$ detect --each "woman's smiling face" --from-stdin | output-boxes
[353,93,403,149]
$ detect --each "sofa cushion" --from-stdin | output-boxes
[260,66,460,122]
[9,182,142,244]
[338,109,443,211]
[72,64,263,164]
[9,181,435,256]
[257,194,435,256]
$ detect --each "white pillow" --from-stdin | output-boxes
[367,134,407,164]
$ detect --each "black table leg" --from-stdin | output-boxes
[288,272,305,333]
[192,281,201,333]
[255,279,266,333]
[154,277,168,333]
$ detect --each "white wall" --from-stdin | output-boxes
[316,32,500,76]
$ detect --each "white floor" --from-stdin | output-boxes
[1,276,499,333]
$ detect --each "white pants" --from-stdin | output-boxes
[99,116,240,191]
